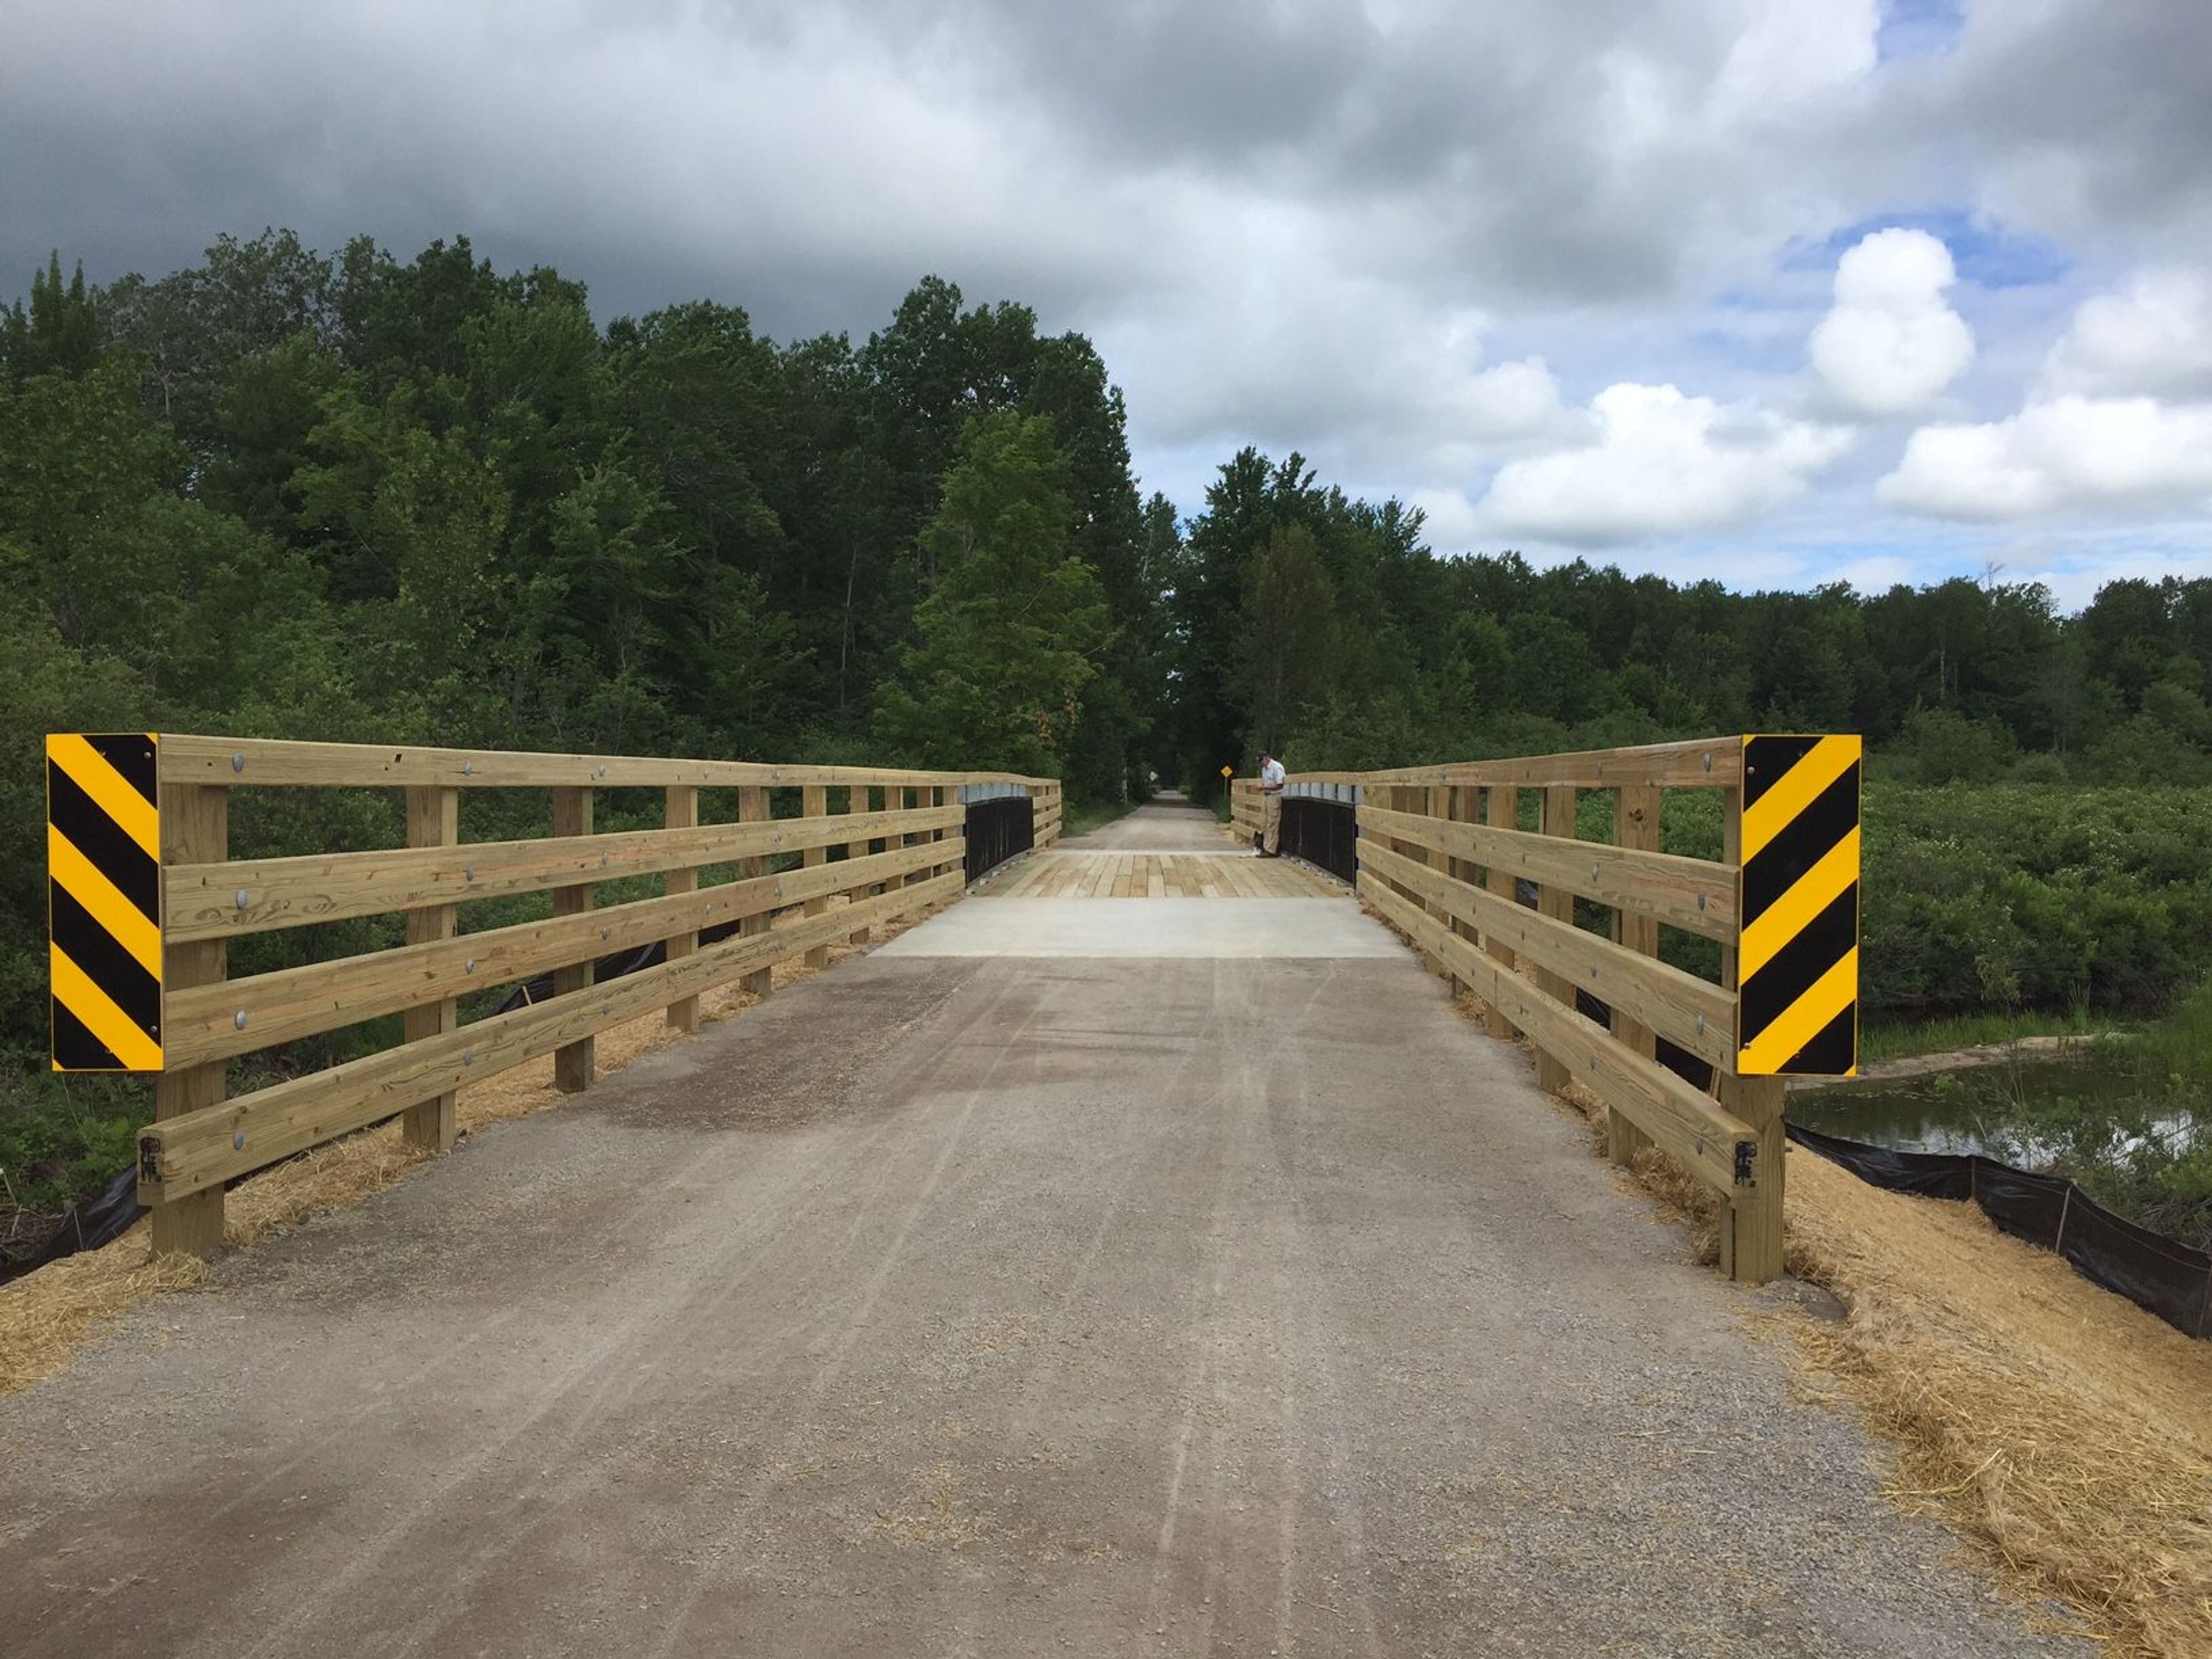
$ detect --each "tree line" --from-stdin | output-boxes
[5,229,2211,1086]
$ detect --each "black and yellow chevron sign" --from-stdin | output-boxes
[1736,733,1860,1077]
[47,733,164,1073]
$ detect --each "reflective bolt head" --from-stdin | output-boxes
[230,752,246,774]
[234,889,250,910]
[234,1010,248,1031]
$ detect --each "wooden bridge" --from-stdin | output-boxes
[1,733,2075,1656]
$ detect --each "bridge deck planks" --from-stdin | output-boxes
[982,850,1336,899]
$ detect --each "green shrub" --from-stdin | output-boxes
[1861,783,2212,1020]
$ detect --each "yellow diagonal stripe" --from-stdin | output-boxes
[1738,825,1859,980]
[48,733,159,859]
[48,823,162,976]
[1741,735,1859,860]
[50,944,163,1071]
[1739,946,1857,1075]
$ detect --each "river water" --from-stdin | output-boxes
[1789,1055,2199,1161]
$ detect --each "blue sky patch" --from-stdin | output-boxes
[1786,209,2071,290]
[1876,0,1965,62]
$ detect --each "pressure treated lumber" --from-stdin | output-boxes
[162,840,962,1067]
[140,871,964,1203]
[1357,842,1733,1070]
[165,804,963,940]
[158,734,1047,793]
[1356,805,1737,941]
[400,785,460,1151]
[150,781,228,1258]
[1358,874,1757,1206]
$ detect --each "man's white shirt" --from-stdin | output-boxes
[1260,759,1286,790]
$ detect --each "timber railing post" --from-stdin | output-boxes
[1533,784,1576,1093]
[1445,785,1478,1002]
[846,786,873,945]
[1608,784,1659,1168]
[1425,785,1453,980]
[551,785,595,1093]
[739,785,772,997]
[1480,786,1520,1040]
[109,738,1000,1261]
[153,779,228,1257]
[664,784,699,1033]
[402,785,460,1150]
[1718,771,1785,1283]
[802,784,830,969]
[885,786,909,904]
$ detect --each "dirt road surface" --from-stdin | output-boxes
[0,806,2082,1656]
[1055,792,1229,851]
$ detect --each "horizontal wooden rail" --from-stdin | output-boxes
[41,732,1062,1258]
[1281,736,1743,792]
[1357,840,1736,1070]
[1357,805,1738,942]
[163,840,962,1068]
[1229,732,1858,1286]
[166,804,963,940]
[1359,874,1757,1194]
[141,870,965,1203]
[158,734,1047,792]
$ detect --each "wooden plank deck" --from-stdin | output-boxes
[980,851,1339,899]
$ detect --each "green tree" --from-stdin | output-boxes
[1,252,100,381]
[1232,523,1338,755]
[874,411,1107,774]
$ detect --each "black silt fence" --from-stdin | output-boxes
[1501,862,2210,1338]
[1785,1123,2212,1339]
[964,794,1033,884]
[1279,797,1358,883]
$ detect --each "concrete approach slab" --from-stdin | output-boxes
[872,895,1400,957]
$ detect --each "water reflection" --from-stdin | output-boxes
[1793,1059,2063,1160]
[1791,1074,2013,1156]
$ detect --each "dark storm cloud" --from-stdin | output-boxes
[2,0,2210,573]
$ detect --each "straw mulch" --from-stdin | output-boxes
[1522,1024,2212,1659]
[0,897,951,1400]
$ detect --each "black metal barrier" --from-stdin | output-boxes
[1279,796,1357,882]
[965,794,1033,884]
[1785,1122,2211,1339]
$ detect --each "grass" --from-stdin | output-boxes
[2126,978,2212,1078]
[1858,1005,2121,1066]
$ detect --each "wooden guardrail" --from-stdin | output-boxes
[45,734,1059,1258]
[1233,736,1861,1285]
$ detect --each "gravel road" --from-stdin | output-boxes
[0,816,2082,1656]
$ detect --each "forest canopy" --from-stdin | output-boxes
[3,229,2211,1087]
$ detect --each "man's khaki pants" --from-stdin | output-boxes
[1260,790,1282,855]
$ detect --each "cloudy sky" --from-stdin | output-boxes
[5,0,2210,607]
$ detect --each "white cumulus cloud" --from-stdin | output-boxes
[2043,267,2212,398]
[1809,228,1975,415]
[1478,382,1853,546]
[1878,395,2212,520]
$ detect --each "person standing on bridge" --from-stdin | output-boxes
[1256,751,1286,857]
